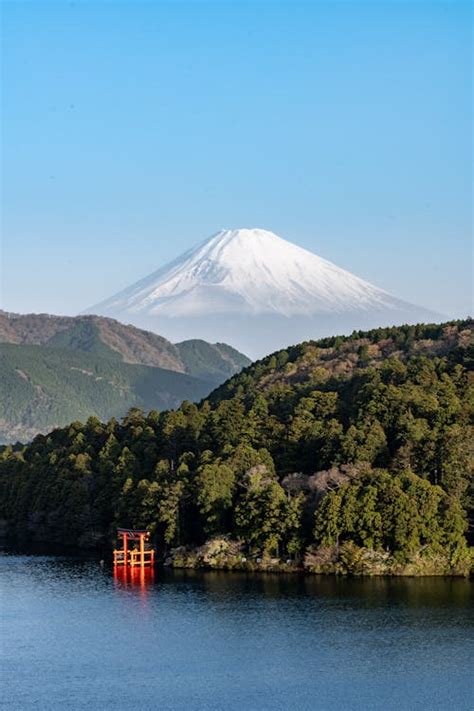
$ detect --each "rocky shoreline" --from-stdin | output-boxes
[165,537,473,577]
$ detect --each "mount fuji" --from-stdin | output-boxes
[86,228,440,357]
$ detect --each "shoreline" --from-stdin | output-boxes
[1,550,471,578]
[2,538,472,578]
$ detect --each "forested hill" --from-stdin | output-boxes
[1,320,472,576]
[0,311,250,442]
[209,320,472,406]
[0,344,216,444]
[0,311,250,381]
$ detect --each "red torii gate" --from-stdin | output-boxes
[113,528,155,567]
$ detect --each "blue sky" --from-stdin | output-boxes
[1,0,472,317]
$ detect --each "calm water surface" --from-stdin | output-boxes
[1,553,473,710]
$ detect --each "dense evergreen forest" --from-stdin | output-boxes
[1,320,472,575]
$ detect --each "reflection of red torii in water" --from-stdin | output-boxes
[113,528,155,568]
[113,563,155,591]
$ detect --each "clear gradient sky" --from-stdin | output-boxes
[1,0,472,317]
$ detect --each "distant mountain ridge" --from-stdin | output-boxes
[0,311,250,382]
[86,228,442,356]
[0,311,250,442]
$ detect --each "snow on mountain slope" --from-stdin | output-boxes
[89,228,399,316]
[86,228,440,357]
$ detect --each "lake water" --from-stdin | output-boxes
[1,554,473,710]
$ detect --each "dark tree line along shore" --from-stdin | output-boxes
[1,320,472,575]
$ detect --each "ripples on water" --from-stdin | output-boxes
[1,553,473,710]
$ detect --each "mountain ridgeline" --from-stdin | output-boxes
[1,320,472,575]
[86,228,441,357]
[0,311,250,442]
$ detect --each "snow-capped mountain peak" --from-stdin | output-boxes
[91,227,395,318]
[86,227,437,357]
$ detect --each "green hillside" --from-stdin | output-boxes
[175,339,252,382]
[0,312,251,442]
[0,310,251,378]
[0,343,214,443]
[1,320,472,576]
[46,319,123,360]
